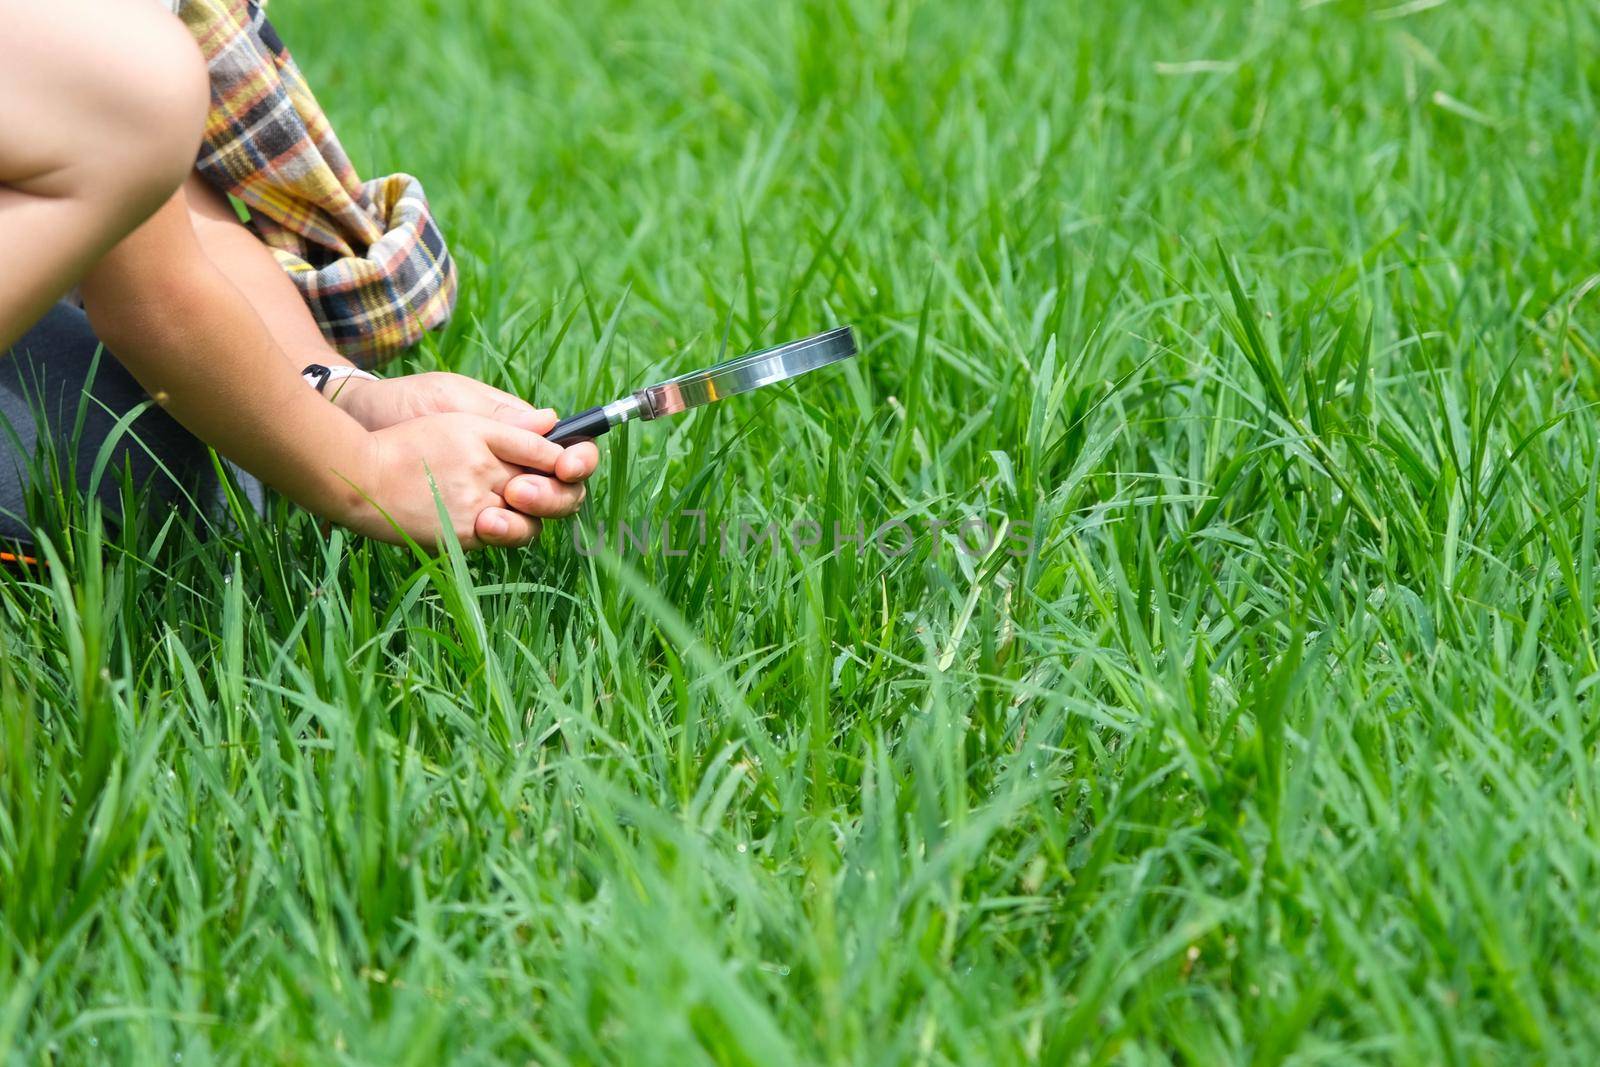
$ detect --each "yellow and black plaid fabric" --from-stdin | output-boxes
[178,0,457,367]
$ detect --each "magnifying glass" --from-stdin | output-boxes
[545,326,858,447]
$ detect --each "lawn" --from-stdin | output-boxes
[5,0,1600,1062]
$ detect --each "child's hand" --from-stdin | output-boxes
[329,371,600,543]
[340,413,585,549]
[329,371,548,433]
[500,442,599,520]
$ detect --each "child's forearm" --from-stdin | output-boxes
[180,172,351,371]
[79,193,375,522]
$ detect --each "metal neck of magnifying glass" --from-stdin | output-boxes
[602,393,649,427]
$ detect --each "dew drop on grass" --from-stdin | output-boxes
[90,1038,98,1048]
[779,965,790,977]
[736,842,747,853]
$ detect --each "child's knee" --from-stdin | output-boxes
[99,12,211,208]
[2,5,207,206]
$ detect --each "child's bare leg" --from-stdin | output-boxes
[0,0,208,351]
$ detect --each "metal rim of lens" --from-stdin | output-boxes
[665,326,854,387]
[642,327,856,418]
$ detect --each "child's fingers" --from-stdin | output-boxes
[435,375,552,431]
[502,473,586,518]
[485,390,555,432]
[553,441,599,483]
[471,389,552,431]
[475,506,542,547]
[486,402,554,432]
[460,376,546,420]
[482,420,564,472]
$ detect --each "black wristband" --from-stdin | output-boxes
[301,363,333,393]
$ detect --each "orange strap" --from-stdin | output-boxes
[0,549,39,568]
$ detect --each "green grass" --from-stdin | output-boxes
[6,0,1600,1061]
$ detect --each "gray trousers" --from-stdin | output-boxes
[0,302,261,546]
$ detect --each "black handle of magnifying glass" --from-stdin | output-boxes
[545,406,612,448]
